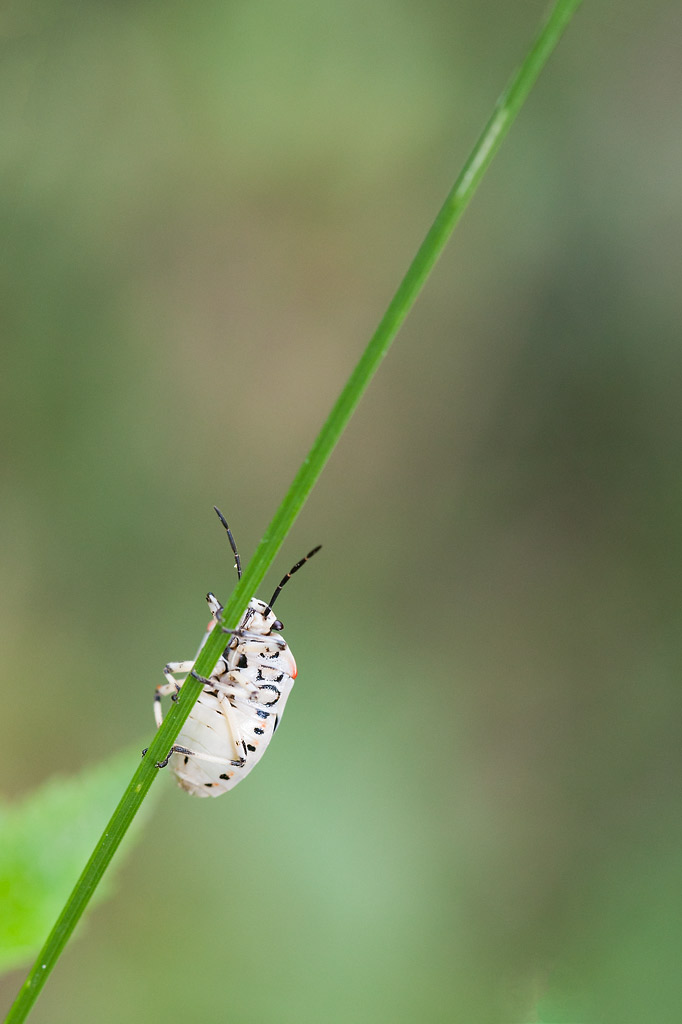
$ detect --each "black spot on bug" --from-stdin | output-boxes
[219,773,229,780]
[254,727,264,735]
[246,744,256,752]
[256,668,264,681]
[184,756,189,764]
[256,710,270,719]
[237,654,248,668]
[210,689,219,697]
[275,673,284,683]
[273,714,280,733]
[204,783,213,787]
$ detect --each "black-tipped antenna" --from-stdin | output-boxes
[267,545,322,610]
[213,506,242,580]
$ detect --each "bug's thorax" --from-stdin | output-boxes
[201,598,297,680]
[239,598,282,635]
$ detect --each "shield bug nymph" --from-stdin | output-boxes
[150,508,320,797]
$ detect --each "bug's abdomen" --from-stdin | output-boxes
[170,638,296,797]
[170,692,241,796]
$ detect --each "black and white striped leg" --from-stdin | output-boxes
[154,660,196,728]
[155,745,246,771]
[190,669,213,686]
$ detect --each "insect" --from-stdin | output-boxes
[150,507,321,797]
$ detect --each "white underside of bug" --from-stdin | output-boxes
[151,508,320,798]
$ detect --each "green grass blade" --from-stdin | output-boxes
[4,1,584,1020]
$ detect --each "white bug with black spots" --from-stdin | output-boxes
[150,508,320,797]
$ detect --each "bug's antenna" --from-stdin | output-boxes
[214,506,242,580]
[267,545,321,610]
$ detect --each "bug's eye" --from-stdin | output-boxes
[271,619,284,631]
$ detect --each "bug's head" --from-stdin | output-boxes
[243,599,284,635]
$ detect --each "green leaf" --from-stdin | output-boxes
[0,748,157,974]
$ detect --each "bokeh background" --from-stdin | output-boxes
[2,1,681,1021]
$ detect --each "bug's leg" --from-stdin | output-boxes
[233,627,287,648]
[221,625,287,650]
[155,745,246,770]
[165,660,194,677]
[154,682,180,727]
[231,663,284,708]
[206,592,286,649]
[154,660,195,727]
[164,660,195,699]
[207,592,239,635]
[189,668,216,686]
[216,694,255,767]
[212,665,262,703]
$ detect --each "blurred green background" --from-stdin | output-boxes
[2,1,681,1021]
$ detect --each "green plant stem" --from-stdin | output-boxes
[4,2,583,1020]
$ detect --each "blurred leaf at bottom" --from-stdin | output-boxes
[0,747,157,974]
